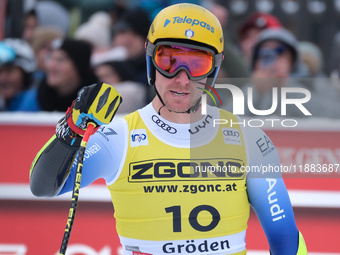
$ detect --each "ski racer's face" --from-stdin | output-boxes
[154,69,206,114]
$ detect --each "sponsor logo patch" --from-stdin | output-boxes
[222,128,242,145]
[185,29,194,38]
[130,129,148,147]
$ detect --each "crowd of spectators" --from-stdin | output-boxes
[0,0,340,118]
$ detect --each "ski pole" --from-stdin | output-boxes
[59,122,96,255]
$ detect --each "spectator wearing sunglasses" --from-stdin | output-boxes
[233,28,302,116]
[250,28,300,98]
[29,4,307,255]
[235,27,334,118]
[251,28,309,79]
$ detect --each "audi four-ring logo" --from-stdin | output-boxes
[223,129,240,137]
[151,115,177,134]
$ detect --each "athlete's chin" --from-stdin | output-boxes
[167,104,190,113]
[164,96,200,113]
[167,101,201,113]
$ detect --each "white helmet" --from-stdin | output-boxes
[0,38,36,74]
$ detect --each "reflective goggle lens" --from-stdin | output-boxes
[154,45,213,78]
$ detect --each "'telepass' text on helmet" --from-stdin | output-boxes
[148,3,224,53]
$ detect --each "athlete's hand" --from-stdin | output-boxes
[56,83,122,146]
[66,83,122,136]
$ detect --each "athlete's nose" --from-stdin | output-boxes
[175,70,190,86]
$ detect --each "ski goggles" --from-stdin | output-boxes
[147,41,223,80]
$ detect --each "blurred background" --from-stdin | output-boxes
[0,0,339,254]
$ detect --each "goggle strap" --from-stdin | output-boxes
[146,41,155,57]
[214,52,223,67]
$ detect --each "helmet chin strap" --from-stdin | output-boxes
[154,85,201,115]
